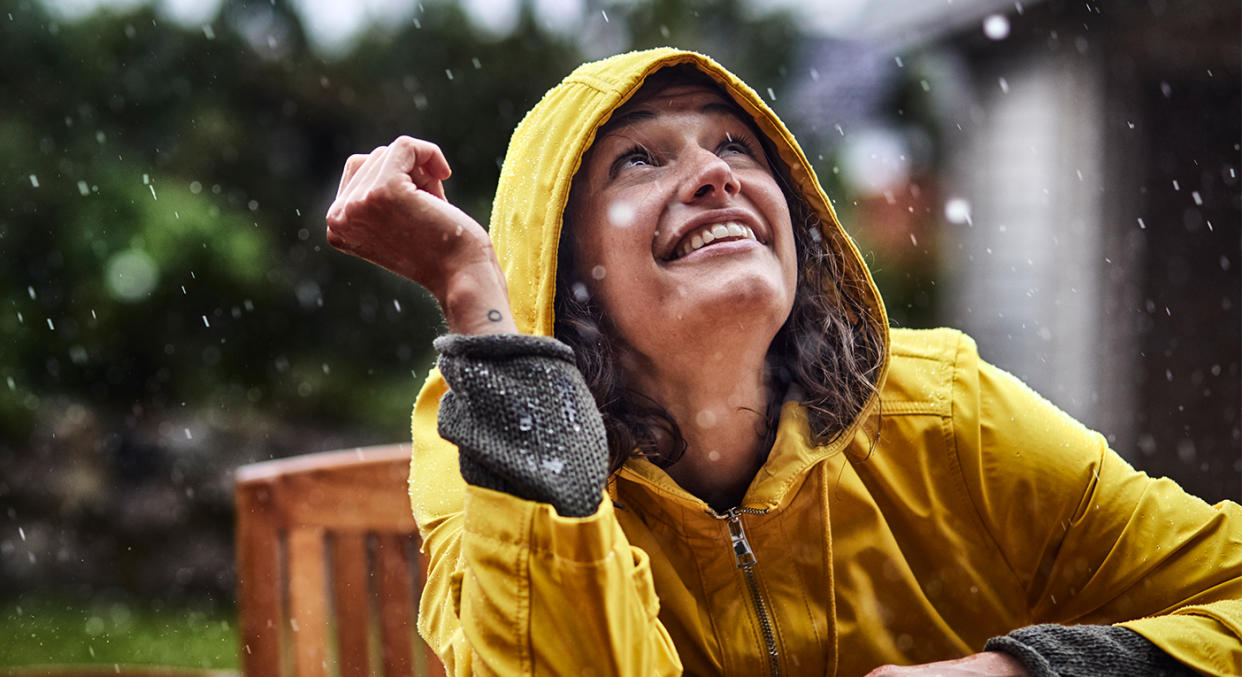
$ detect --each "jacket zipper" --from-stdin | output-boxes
[718,507,781,677]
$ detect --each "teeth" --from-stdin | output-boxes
[675,222,758,258]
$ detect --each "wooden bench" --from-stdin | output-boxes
[234,444,444,677]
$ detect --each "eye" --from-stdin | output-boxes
[718,133,756,158]
[612,145,654,174]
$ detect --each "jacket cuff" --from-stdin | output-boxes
[433,332,576,362]
[984,624,1197,677]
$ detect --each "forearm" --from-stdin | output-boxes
[439,257,518,336]
[434,332,607,517]
[986,624,1198,677]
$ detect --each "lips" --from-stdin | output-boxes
[663,210,766,261]
[671,222,758,259]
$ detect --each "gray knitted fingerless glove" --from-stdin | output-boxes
[985,624,1197,676]
[434,333,609,518]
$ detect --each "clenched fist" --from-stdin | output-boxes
[326,136,517,335]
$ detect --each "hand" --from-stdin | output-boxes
[865,652,1031,676]
[326,136,517,334]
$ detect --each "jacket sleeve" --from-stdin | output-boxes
[410,367,682,676]
[949,332,1242,676]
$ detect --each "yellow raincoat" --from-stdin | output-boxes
[409,48,1242,676]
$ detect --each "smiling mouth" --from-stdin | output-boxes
[671,222,758,259]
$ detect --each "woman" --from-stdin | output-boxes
[326,49,1240,676]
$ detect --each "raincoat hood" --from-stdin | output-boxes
[489,47,888,346]
[417,47,889,452]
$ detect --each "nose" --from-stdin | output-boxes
[680,148,740,203]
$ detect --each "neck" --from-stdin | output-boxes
[624,332,777,512]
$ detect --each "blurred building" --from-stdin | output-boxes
[794,0,1240,502]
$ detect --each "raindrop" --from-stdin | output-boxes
[894,56,904,68]
[1160,81,1172,98]
[18,527,25,541]
[471,57,481,69]
[46,318,54,331]
[27,286,35,299]
[1191,191,1202,205]
[202,315,210,327]
[28,174,38,188]
[393,299,402,312]
[1137,217,1146,229]
[1172,179,1180,191]
[601,9,609,22]
[766,87,776,102]
[184,428,193,440]
[695,409,717,428]
[1177,438,1196,463]
[105,249,159,301]
[202,24,214,39]
[982,14,1010,40]
[998,77,1009,94]
[607,201,635,227]
[945,197,973,225]
[77,181,89,196]
[445,68,454,81]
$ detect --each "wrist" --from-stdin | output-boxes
[440,259,518,335]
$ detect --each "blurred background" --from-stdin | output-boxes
[1,0,1237,669]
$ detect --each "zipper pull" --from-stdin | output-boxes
[726,509,757,568]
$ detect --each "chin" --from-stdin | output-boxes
[680,270,793,331]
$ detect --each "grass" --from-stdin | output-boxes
[0,595,238,670]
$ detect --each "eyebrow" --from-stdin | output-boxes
[598,101,745,137]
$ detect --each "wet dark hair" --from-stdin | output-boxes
[554,65,885,473]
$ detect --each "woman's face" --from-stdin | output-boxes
[567,83,798,366]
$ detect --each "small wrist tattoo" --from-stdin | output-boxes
[487,309,503,322]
